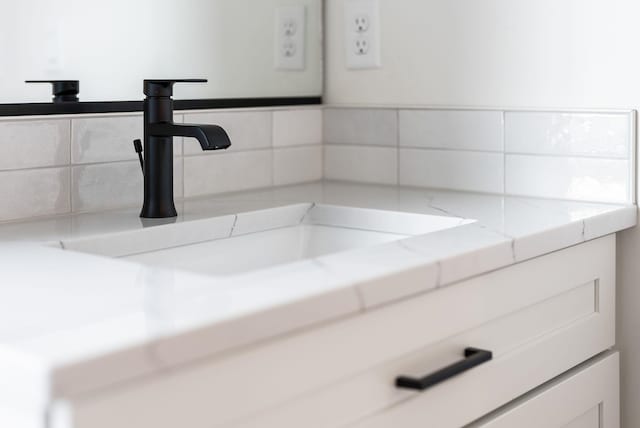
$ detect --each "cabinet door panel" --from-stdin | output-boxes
[564,406,599,428]
[468,352,619,428]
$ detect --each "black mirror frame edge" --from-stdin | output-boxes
[0,97,322,117]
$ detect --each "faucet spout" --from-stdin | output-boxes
[148,123,231,151]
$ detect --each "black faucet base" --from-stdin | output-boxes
[140,132,177,219]
[141,205,178,219]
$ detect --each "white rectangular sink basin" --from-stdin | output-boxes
[63,204,471,276]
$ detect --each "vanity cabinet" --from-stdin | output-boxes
[50,235,617,428]
[469,351,619,428]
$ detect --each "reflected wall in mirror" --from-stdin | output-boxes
[0,0,323,103]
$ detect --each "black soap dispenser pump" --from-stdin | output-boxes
[25,80,80,103]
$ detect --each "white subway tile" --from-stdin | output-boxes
[505,112,632,158]
[173,114,184,156]
[72,161,143,212]
[273,146,323,186]
[324,108,397,146]
[174,158,184,199]
[72,114,183,164]
[324,145,398,185]
[184,150,273,197]
[183,111,271,154]
[72,116,143,164]
[0,120,70,170]
[399,149,504,193]
[505,154,631,203]
[0,167,70,221]
[273,109,323,147]
[399,110,503,151]
[71,159,183,212]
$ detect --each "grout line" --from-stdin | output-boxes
[502,111,507,194]
[322,142,327,179]
[185,143,323,157]
[270,146,275,188]
[271,110,277,149]
[323,142,401,150]
[0,164,71,173]
[68,166,73,214]
[68,119,73,165]
[323,143,630,161]
[322,104,634,115]
[181,150,185,200]
[325,142,501,153]
[396,109,400,185]
[71,159,139,168]
[183,146,282,157]
[369,142,631,161]
[68,119,74,214]
[270,111,276,187]
[504,151,629,161]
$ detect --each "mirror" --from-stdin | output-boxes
[0,0,322,104]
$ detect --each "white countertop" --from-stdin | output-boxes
[0,180,636,410]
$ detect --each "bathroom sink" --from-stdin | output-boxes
[62,204,472,276]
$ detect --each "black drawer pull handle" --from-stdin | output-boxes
[395,347,492,391]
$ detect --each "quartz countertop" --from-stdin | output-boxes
[0,180,636,410]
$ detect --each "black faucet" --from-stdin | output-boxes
[136,79,231,219]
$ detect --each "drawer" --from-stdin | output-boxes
[51,236,615,428]
[467,351,619,428]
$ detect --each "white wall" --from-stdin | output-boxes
[0,0,323,102]
[326,0,640,109]
[325,1,640,426]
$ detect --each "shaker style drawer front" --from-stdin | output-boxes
[51,236,616,428]
[468,351,619,428]
[297,273,611,428]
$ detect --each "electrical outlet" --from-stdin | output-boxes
[345,0,381,69]
[353,15,370,33]
[282,40,297,58]
[283,19,298,37]
[275,5,306,71]
[355,38,369,55]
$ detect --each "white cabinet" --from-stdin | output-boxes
[468,351,619,428]
[50,235,617,428]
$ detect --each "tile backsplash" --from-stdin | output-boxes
[399,149,504,194]
[324,107,636,204]
[399,110,504,152]
[0,120,70,170]
[0,107,323,222]
[0,105,634,223]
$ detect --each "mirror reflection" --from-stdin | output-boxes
[0,0,323,103]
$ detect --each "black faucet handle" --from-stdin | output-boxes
[25,80,80,103]
[143,79,208,97]
[133,139,144,173]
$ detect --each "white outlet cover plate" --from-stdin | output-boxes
[275,5,306,71]
[345,0,381,69]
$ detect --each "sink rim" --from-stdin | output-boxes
[59,203,474,274]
